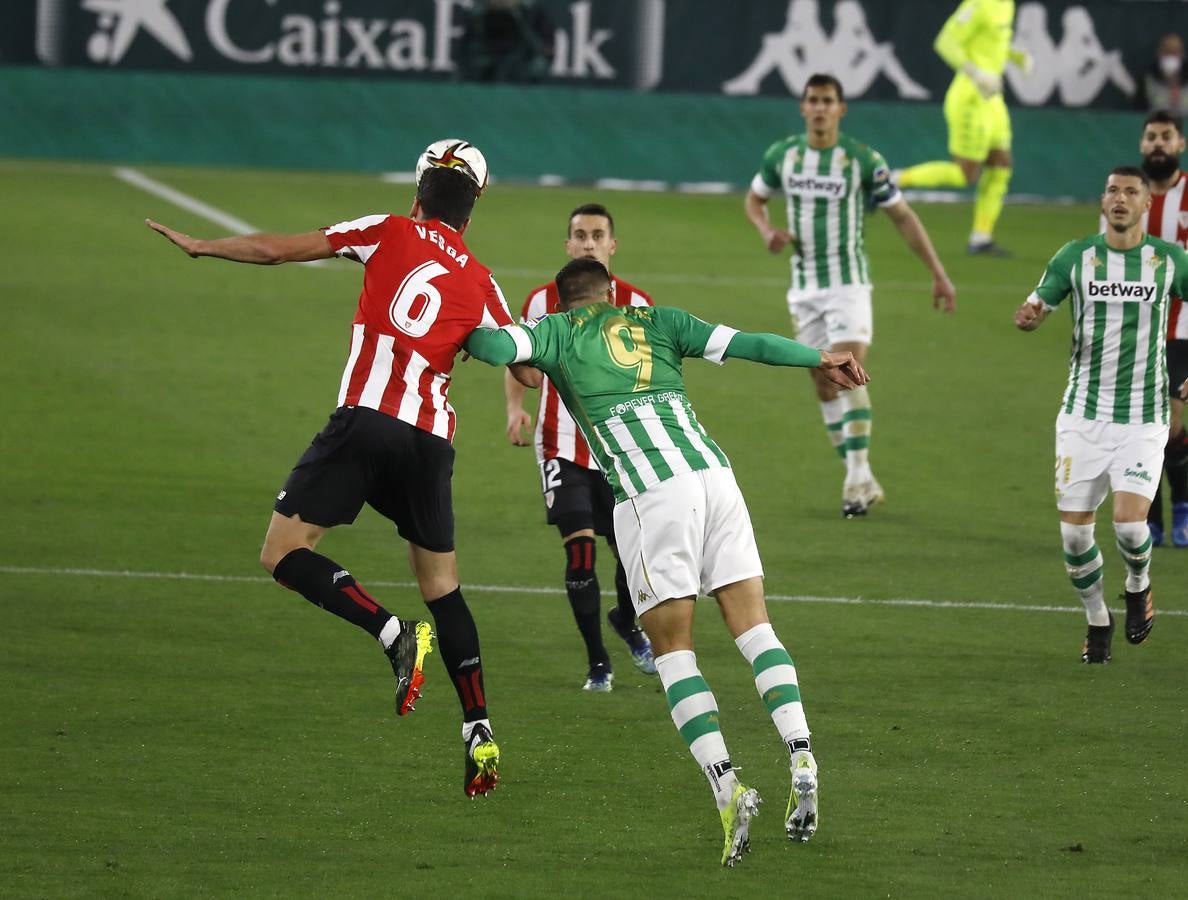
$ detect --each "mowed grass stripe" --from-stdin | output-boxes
[4,564,1182,618]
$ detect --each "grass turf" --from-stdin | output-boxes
[1,159,1185,898]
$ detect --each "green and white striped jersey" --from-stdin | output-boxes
[751,132,900,292]
[1029,233,1188,425]
[507,302,738,502]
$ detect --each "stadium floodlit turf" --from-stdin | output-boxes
[2,160,1186,898]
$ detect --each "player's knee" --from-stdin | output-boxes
[564,535,597,589]
[1059,521,1095,556]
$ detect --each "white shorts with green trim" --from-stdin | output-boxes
[612,467,764,617]
[1054,411,1168,511]
[786,284,873,348]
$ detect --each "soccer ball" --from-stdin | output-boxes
[415,139,489,195]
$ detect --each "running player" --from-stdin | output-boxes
[1015,166,1188,663]
[146,139,507,796]
[896,0,1031,255]
[744,72,956,518]
[466,257,870,865]
[505,204,657,691]
[1131,111,1188,546]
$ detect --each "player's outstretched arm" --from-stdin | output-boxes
[145,219,334,265]
[883,200,956,312]
[744,190,795,254]
[1014,298,1050,331]
[464,327,521,367]
[723,332,869,389]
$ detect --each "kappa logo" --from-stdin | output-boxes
[1087,280,1156,302]
[82,0,192,64]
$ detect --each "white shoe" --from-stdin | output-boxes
[842,477,884,518]
[786,750,818,842]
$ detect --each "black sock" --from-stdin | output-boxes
[272,548,392,640]
[565,536,608,667]
[425,587,488,723]
[612,556,637,628]
[1149,480,1165,526]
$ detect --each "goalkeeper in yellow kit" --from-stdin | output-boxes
[897,0,1030,255]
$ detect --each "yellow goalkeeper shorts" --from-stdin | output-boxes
[943,74,1012,162]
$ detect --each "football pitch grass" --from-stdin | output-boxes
[2,159,1186,898]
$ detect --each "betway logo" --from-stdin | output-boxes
[77,0,615,77]
[1087,280,1157,302]
[785,174,847,199]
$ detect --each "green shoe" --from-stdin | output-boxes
[786,750,819,842]
[720,783,761,867]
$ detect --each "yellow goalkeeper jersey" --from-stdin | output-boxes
[934,0,1016,77]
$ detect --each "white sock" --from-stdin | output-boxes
[841,386,872,480]
[1061,522,1108,626]
[734,623,810,749]
[969,230,992,246]
[656,650,739,811]
[378,616,401,649]
[819,397,846,461]
[1114,521,1153,593]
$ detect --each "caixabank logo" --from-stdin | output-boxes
[34,0,622,79]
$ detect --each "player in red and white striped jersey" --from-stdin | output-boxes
[1137,111,1188,546]
[505,204,659,691]
[147,140,506,796]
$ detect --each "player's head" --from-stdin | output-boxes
[565,203,618,268]
[415,167,480,231]
[555,257,613,310]
[800,74,846,134]
[1139,110,1185,182]
[1102,166,1152,232]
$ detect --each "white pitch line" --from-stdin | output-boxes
[115,167,327,268]
[1,565,1180,618]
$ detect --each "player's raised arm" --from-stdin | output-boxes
[882,199,957,312]
[724,332,869,390]
[145,219,334,264]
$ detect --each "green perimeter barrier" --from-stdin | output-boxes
[0,65,1141,200]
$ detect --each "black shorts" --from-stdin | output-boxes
[1168,339,1188,393]
[274,407,455,552]
[540,457,616,538]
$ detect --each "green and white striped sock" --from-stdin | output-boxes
[1114,521,1152,593]
[842,386,872,479]
[819,398,846,460]
[735,623,810,750]
[1061,522,1108,626]
[656,650,738,811]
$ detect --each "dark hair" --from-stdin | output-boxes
[416,167,479,229]
[555,257,611,308]
[1143,109,1184,135]
[803,73,844,102]
[1110,165,1151,186]
[568,203,615,237]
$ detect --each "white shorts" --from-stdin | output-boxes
[612,467,764,617]
[1054,412,1168,511]
[786,284,873,348]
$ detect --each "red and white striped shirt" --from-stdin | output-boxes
[324,214,513,442]
[521,275,653,468]
[1144,172,1188,339]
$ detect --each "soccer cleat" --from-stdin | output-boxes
[720,784,762,867]
[785,750,819,843]
[1149,519,1164,548]
[1172,502,1188,547]
[1123,587,1154,645]
[606,608,658,675]
[463,724,500,797]
[842,478,884,519]
[1081,612,1114,664]
[582,661,614,692]
[967,241,1012,257]
[385,620,433,716]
